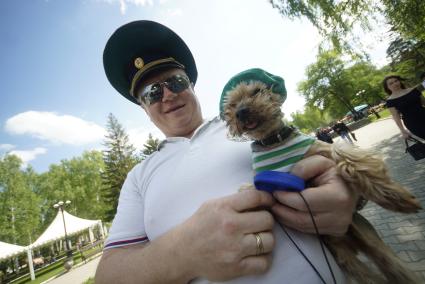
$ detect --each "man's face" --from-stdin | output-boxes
[137,68,203,138]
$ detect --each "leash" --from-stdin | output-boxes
[255,171,337,284]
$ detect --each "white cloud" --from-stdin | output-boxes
[0,144,15,151]
[9,147,47,167]
[128,127,164,150]
[107,0,154,14]
[5,111,106,146]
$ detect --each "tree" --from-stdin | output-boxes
[142,134,161,156]
[380,0,425,41]
[269,0,374,49]
[298,50,388,119]
[297,50,359,118]
[386,37,425,79]
[36,150,105,231]
[0,155,40,245]
[101,113,139,222]
[344,61,387,105]
[290,106,333,133]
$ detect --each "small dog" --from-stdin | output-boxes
[220,68,422,284]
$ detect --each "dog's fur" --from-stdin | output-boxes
[222,81,422,284]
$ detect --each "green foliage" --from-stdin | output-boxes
[298,50,358,117]
[0,155,41,245]
[386,37,425,79]
[380,0,425,41]
[298,50,388,120]
[269,0,375,50]
[36,151,105,232]
[290,106,333,133]
[142,134,161,156]
[101,113,139,222]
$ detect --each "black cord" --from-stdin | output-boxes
[298,192,337,284]
[275,192,338,284]
[277,222,327,284]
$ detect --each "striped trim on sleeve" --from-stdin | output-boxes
[104,236,149,250]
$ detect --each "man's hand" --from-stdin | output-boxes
[178,190,276,282]
[271,155,356,236]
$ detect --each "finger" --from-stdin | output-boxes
[241,232,275,256]
[237,210,275,234]
[290,155,335,181]
[228,190,275,212]
[273,181,350,213]
[238,254,272,276]
[271,203,351,235]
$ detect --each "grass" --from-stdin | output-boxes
[369,108,391,122]
[83,277,94,284]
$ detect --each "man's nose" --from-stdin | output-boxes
[161,86,177,102]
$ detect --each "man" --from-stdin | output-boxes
[332,120,355,144]
[315,128,334,144]
[96,20,358,283]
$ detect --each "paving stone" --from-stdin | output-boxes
[398,232,425,243]
[389,242,418,253]
[407,250,425,262]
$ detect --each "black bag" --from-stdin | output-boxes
[350,132,357,141]
[405,137,425,160]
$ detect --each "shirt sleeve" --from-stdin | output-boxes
[104,164,149,249]
[385,99,395,108]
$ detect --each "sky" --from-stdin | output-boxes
[0,0,390,173]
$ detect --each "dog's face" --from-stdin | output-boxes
[222,81,285,141]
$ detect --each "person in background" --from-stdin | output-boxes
[315,128,334,144]
[383,75,425,140]
[332,120,355,144]
[95,20,360,284]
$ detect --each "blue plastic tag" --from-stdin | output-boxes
[254,171,305,193]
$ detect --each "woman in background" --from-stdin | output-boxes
[383,75,425,139]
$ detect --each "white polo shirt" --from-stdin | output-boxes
[106,117,345,284]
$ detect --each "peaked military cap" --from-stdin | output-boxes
[219,68,287,117]
[103,20,198,105]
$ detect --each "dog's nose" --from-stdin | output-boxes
[236,107,250,122]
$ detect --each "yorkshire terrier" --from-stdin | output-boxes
[219,68,422,284]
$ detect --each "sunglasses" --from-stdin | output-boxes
[137,74,191,106]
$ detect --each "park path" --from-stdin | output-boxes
[44,256,100,284]
[337,118,425,282]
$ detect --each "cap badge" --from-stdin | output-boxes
[134,57,145,69]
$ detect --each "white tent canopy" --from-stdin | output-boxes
[30,210,102,249]
[0,241,27,261]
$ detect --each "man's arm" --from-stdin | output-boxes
[95,190,276,284]
[96,236,192,284]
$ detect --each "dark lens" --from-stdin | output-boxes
[142,83,163,105]
[165,75,190,93]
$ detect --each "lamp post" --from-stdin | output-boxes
[53,200,73,270]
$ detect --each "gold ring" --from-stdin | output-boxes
[254,233,264,255]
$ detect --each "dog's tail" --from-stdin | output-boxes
[330,144,422,213]
[326,214,419,284]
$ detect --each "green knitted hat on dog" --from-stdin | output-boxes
[219,68,287,117]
